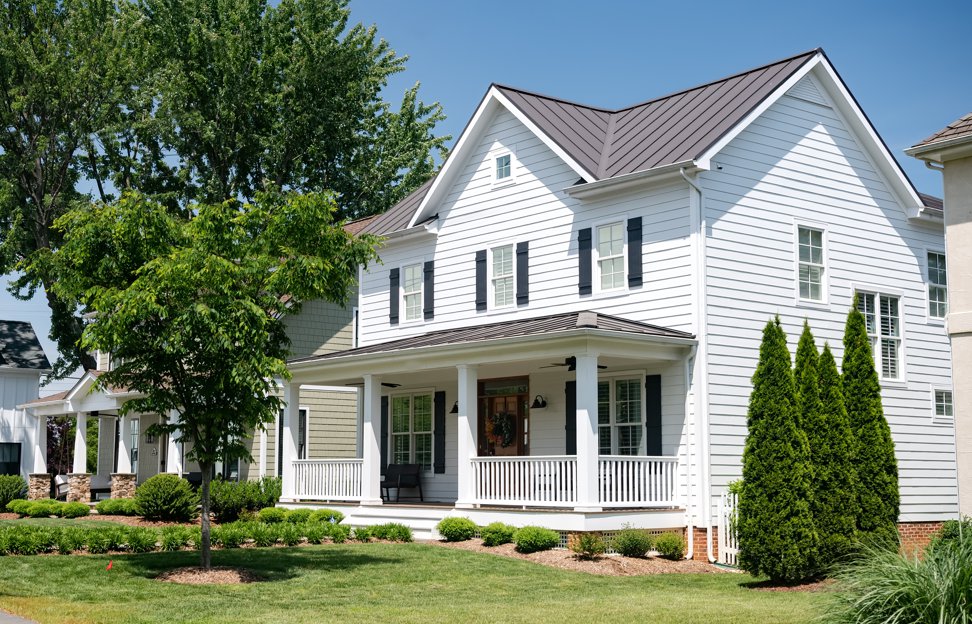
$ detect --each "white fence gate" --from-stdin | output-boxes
[717,491,739,567]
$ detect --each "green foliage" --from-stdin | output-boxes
[612,528,654,558]
[59,502,91,519]
[842,303,899,543]
[279,523,303,546]
[370,523,413,543]
[328,523,351,544]
[259,507,287,524]
[95,498,139,516]
[25,499,62,518]
[85,527,126,554]
[436,517,477,542]
[309,508,344,524]
[302,522,327,545]
[513,526,560,554]
[209,477,282,523]
[126,527,158,553]
[353,526,373,542]
[825,533,972,624]
[738,317,818,582]
[928,516,972,553]
[481,522,516,547]
[213,523,246,549]
[0,475,27,509]
[249,522,278,547]
[285,508,312,524]
[134,474,199,522]
[654,532,686,560]
[56,527,87,555]
[6,499,31,516]
[570,533,606,560]
[160,526,192,552]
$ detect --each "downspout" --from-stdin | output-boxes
[683,344,698,560]
[682,166,716,563]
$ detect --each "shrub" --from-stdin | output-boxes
[570,533,605,560]
[654,532,685,560]
[25,499,61,518]
[209,477,282,523]
[258,507,287,524]
[250,522,277,547]
[85,527,125,554]
[6,498,31,515]
[513,526,559,553]
[928,516,972,553]
[160,526,192,552]
[59,502,91,519]
[612,528,654,558]
[7,527,44,555]
[353,526,373,541]
[436,517,477,542]
[328,523,350,543]
[285,508,312,524]
[370,523,412,543]
[303,522,327,544]
[481,522,515,547]
[826,533,972,624]
[134,474,198,522]
[0,475,27,509]
[57,527,87,554]
[214,523,245,549]
[310,508,344,524]
[95,498,139,516]
[279,523,302,546]
[126,527,158,553]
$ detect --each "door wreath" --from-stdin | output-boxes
[485,412,516,448]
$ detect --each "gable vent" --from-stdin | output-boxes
[786,75,828,107]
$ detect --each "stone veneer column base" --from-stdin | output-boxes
[110,473,137,499]
[67,473,92,503]
[28,474,52,500]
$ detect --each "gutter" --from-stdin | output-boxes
[564,161,701,199]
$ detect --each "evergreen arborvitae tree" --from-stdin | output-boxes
[738,317,818,582]
[842,304,899,544]
[814,343,860,567]
[794,321,821,433]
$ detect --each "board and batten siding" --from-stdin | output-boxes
[357,107,695,346]
[701,76,956,522]
[0,371,43,410]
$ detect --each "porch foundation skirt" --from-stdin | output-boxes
[110,473,137,499]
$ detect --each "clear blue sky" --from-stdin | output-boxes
[5,0,970,394]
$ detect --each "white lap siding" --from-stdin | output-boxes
[701,81,956,522]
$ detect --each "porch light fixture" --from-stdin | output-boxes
[531,395,547,409]
[449,401,459,414]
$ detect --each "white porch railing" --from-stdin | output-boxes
[472,456,578,507]
[293,459,363,501]
[718,491,739,566]
[597,456,678,507]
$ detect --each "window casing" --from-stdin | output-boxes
[402,264,423,322]
[857,292,902,381]
[596,223,625,291]
[491,244,514,308]
[391,394,433,470]
[0,443,21,476]
[935,389,953,419]
[495,154,511,181]
[597,378,644,455]
[797,226,825,301]
[927,251,947,319]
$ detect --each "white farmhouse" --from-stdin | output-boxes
[0,321,51,481]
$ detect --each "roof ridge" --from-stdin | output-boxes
[491,83,615,114]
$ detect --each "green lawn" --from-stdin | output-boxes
[0,544,829,624]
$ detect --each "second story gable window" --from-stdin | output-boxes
[596,223,625,291]
[858,291,902,381]
[928,251,947,319]
[491,244,514,308]
[402,264,423,322]
[797,226,825,302]
[495,154,511,180]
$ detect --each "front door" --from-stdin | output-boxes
[478,377,529,456]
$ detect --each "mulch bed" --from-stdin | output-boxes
[156,566,263,585]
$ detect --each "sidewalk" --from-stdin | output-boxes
[0,610,34,624]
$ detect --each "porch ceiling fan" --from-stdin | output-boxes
[539,357,606,372]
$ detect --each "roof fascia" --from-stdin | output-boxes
[408,87,597,228]
[906,135,972,163]
[564,161,699,200]
[65,372,100,401]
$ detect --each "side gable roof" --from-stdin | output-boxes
[0,321,50,370]
[913,113,972,149]
[906,112,972,163]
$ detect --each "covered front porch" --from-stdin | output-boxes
[282,311,697,522]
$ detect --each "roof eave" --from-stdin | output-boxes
[906,134,972,163]
[564,161,700,199]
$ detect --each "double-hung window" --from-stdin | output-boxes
[391,394,433,470]
[934,389,953,419]
[857,292,902,381]
[402,264,423,322]
[491,244,514,308]
[797,226,825,301]
[928,251,947,319]
[597,378,643,455]
[596,223,625,291]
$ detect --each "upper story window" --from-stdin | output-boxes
[927,251,947,319]
[934,389,953,419]
[596,223,625,291]
[857,291,902,381]
[491,244,514,308]
[491,149,515,186]
[495,154,511,180]
[391,393,433,470]
[797,226,825,301]
[402,264,423,322]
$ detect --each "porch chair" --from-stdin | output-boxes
[53,475,69,501]
[380,464,424,503]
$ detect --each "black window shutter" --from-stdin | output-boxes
[627,217,643,288]
[433,391,446,474]
[380,396,389,472]
[565,381,577,455]
[423,260,435,320]
[516,241,529,305]
[578,228,592,295]
[475,250,487,311]
[645,375,662,456]
[388,268,400,325]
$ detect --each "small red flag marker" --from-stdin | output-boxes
[106,560,113,571]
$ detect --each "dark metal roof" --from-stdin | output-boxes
[912,112,972,149]
[290,311,693,364]
[360,178,434,236]
[0,321,51,370]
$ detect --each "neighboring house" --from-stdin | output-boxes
[0,321,51,480]
[907,113,972,518]
[281,48,957,556]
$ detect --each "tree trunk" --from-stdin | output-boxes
[199,462,212,569]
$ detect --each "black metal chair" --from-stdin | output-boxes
[380,464,424,502]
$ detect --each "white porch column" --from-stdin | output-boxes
[72,412,88,474]
[32,413,47,473]
[360,374,383,504]
[456,364,479,508]
[258,426,268,478]
[165,411,183,475]
[574,353,602,512]
[280,382,300,500]
[116,414,132,474]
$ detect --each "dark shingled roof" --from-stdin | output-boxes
[919,192,944,213]
[0,321,50,370]
[912,112,972,149]
[290,311,693,364]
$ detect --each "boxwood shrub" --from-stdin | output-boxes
[310,508,344,524]
[654,532,685,560]
[258,507,287,524]
[513,526,559,553]
[612,528,654,558]
[95,498,139,516]
[481,522,516,547]
[370,523,412,543]
[285,508,312,524]
[60,502,91,518]
[436,517,477,542]
[6,499,31,515]
[134,474,198,522]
